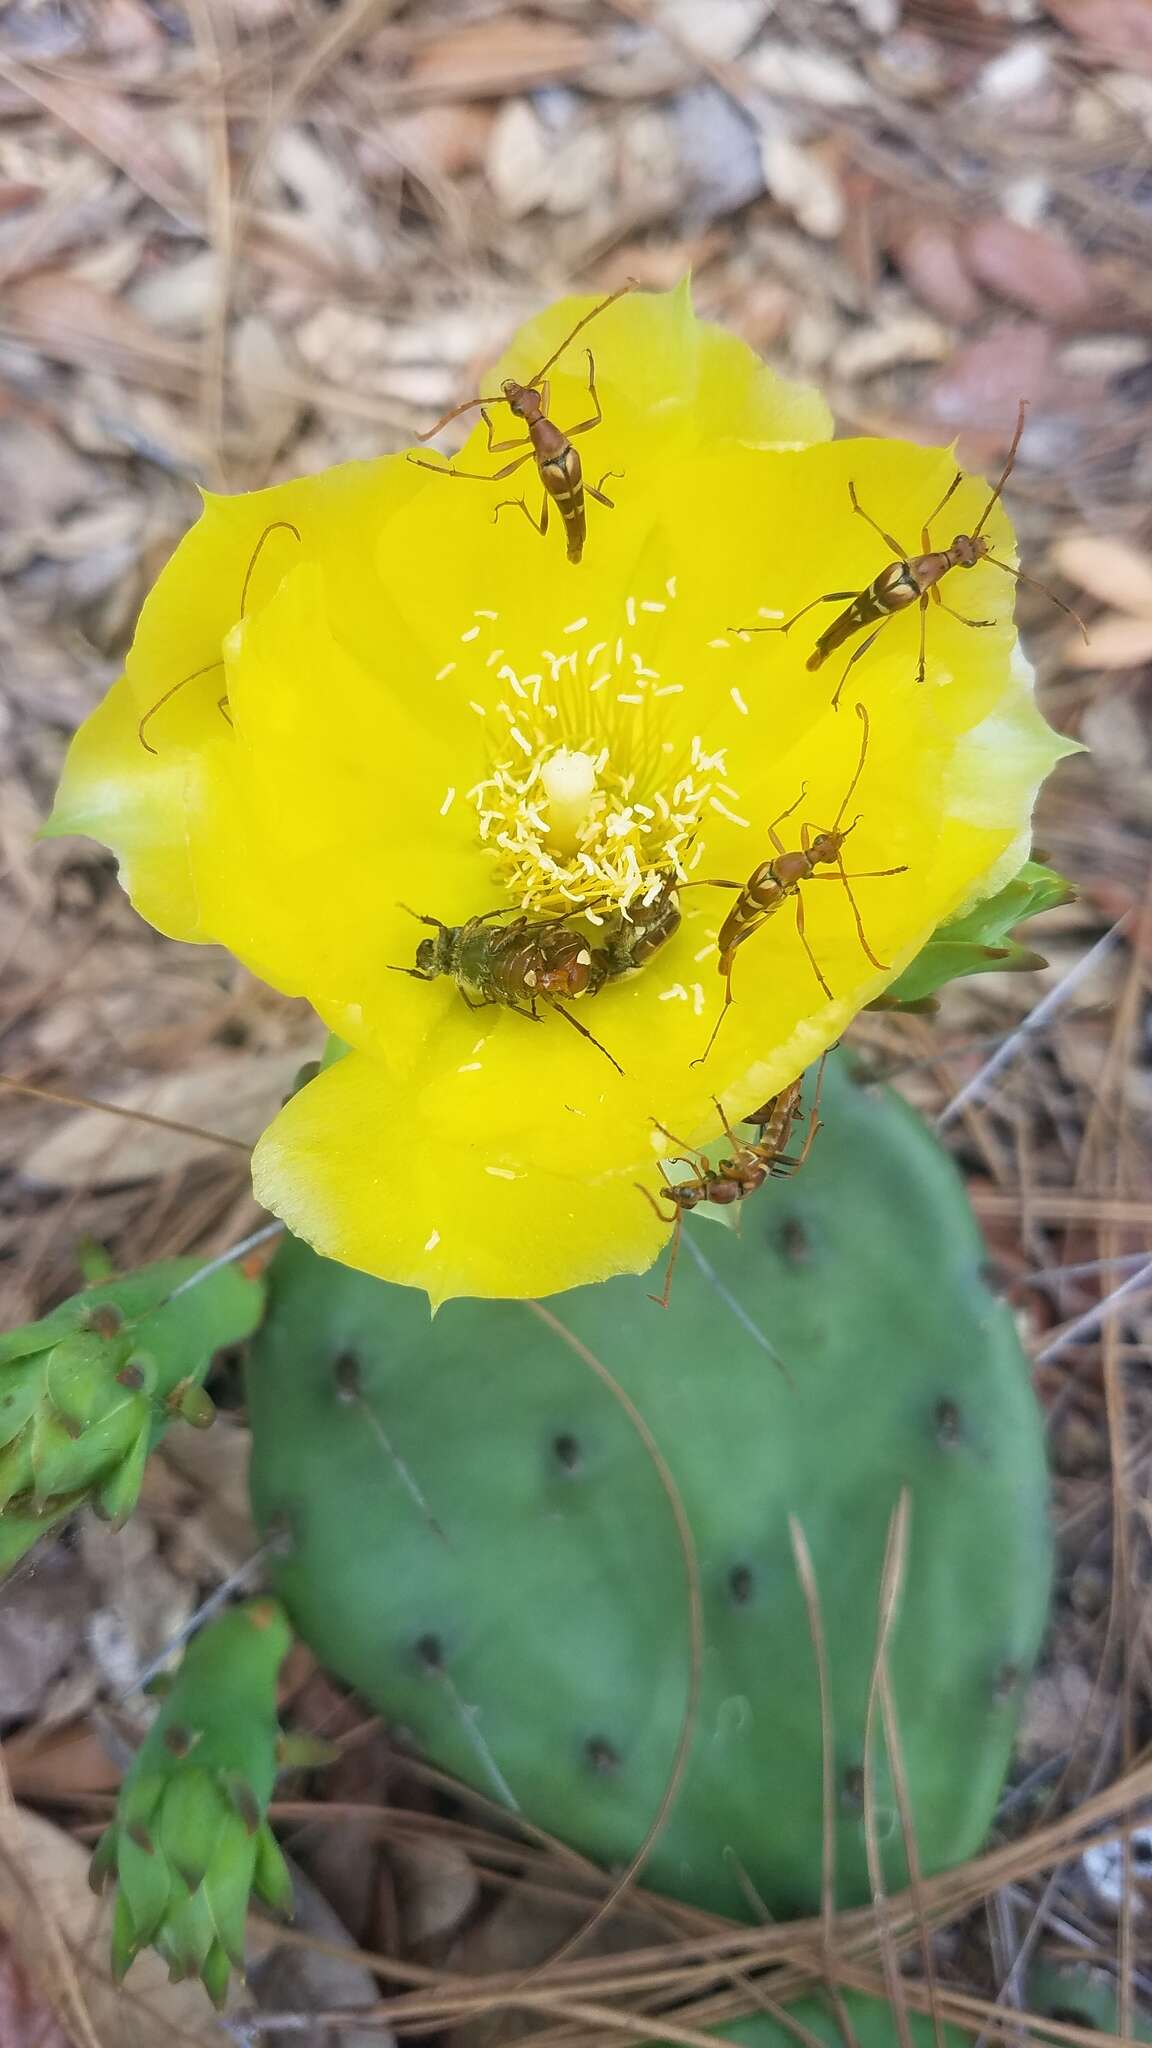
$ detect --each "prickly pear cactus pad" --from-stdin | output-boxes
[248,1055,1051,1920]
[648,1992,969,2048]
[0,1255,263,1571]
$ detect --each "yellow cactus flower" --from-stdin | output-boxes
[47,283,1073,1306]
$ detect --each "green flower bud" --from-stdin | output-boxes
[0,1256,263,1568]
[93,1600,294,2006]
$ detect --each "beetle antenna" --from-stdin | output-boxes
[832,703,873,833]
[528,281,637,386]
[971,399,1027,540]
[415,394,506,441]
[983,555,1089,641]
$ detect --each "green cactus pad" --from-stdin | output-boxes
[0,1256,263,1569]
[869,860,1074,1011]
[1026,1961,1152,2041]
[248,1055,1051,1920]
[646,1991,969,2048]
[91,1598,293,2003]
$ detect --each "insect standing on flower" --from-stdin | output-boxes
[640,1070,823,1310]
[692,704,907,1063]
[391,904,623,1073]
[137,521,301,754]
[733,402,1085,706]
[587,870,683,989]
[407,284,635,564]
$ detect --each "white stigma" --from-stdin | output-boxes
[540,747,600,855]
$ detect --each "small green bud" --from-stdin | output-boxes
[91,1601,296,2003]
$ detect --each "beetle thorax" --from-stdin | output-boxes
[502,379,542,423]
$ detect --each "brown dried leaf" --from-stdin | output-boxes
[3,1720,121,1807]
[0,1549,90,1726]
[0,1941,74,2048]
[20,1050,301,1188]
[5,271,195,381]
[246,1864,390,2048]
[961,217,1093,322]
[0,1804,237,2042]
[1046,0,1152,64]
[384,104,496,179]
[0,61,196,220]
[159,1417,257,1572]
[925,320,1054,438]
[891,220,983,325]
[405,15,594,98]
[391,1837,478,1947]
[1053,531,1152,616]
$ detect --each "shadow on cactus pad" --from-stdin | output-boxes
[248,1053,1052,1921]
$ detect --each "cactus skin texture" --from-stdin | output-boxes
[91,1598,294,2005]
[648,1993,968,2048]
[248,1053,1052,1921]
[1026,1962,1152,2041]
[0,1256,263,1571]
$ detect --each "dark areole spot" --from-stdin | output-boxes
[416,1632,444,1671]
[778,1215,813,1265]
[333,1351,363,1402]
[840,1763,865,1810]
[728,1563,755,1604]
[934,1396,963,1446]
[584,1736,620,1774]
[552,1431,581,1472]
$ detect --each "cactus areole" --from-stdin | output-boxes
[249,1056,1051,1920]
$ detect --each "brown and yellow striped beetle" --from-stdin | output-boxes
[407,284,634,564]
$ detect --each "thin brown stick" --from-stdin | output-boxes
[0,1075,252,1152]
[524,1301,704,1964]
[861,1491,915,2048]
[789,1515,862,2048]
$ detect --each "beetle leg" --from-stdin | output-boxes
[731,592,856,638]
[408,450,535,484]
[564,349,603,437]
[847,482,911,560]
[793,890,834,1000]
[494,493,549,537]
[481,406,532,456]
[830,624,886,709]
[584,469,622,508]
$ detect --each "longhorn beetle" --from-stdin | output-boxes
[692,704,907,1063]
[640,1066,824,1310]
[407,284,635,564]
[391,902,623,1073]
[733,402,1085,705]
[136,520,301,754]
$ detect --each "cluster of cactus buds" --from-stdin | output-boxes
[90,1599,294,2004]
[0,1255,263,1569]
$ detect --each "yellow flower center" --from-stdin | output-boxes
[459,592,743,918]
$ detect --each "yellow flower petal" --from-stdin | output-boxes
[252,1050,668,1310]
[46,281,1073,1302]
